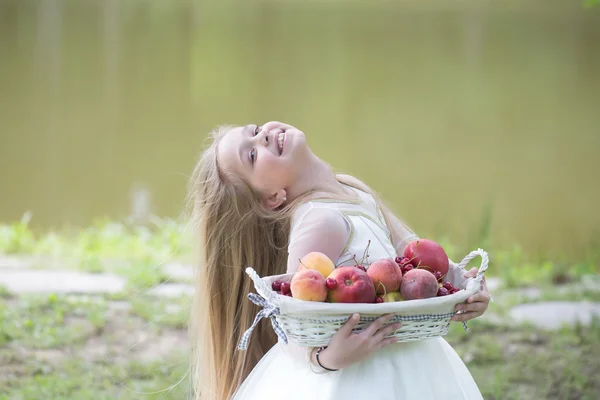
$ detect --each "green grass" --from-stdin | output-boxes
[0,294,107,348]
[0,215,599,399]
[446,317,600,400]
[1,355,190,400]
[131,296,191,329]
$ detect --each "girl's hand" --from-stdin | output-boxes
[314,313,401,370]
[451,267,491,322]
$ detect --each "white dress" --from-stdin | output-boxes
[233,188,483,400]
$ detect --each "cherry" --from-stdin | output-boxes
[404,265,414,272]
[285,292,293,297]
[325,278,338,290]
[394,256,404,265]
[356,265,367,272]
[280,282,291,295]
[443,282,454,291]
[437,287,449,296]
[375,296,384,303]
[272,280,283,291]
[450,288,460,294]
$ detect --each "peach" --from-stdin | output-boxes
[290,269,328,302]
[367,258,403,294]
[327,266,376,303]
[403,239,449,278]
[400,269,439,300]
[298,252,335,278]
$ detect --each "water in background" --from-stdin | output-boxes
[1,0,599,259]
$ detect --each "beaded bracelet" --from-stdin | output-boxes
[315,346,339,372]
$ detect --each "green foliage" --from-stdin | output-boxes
[0,357,190,399]
[0,213,36,254]
[131,296,190,329]
[0,294,107,348]
[0,214,190,265]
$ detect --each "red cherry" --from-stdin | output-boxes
[434,271,443,282]
[325,277,338,290]
[356,265,367,272]
[404,264,414,272]
[437,287,449,296]
[285,292,293,297]
[272,280,283,291]
[375,296,384,303]
[394,256,404,265]
[443,282,454,291]
[450,288,460,294]
[280,282,291,295]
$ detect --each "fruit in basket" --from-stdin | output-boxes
[367,258,402,294]
[437,287,449,296]
[400,269,439,300]
[403,239,449,278]
[325,277,338,290]
[298,252,336,278]
[280,282,291,295]
[290,270,327,301]
[395,256,411,267]
[382,291,404,302]
[375,296,384,303]
[400,264,414,275]
[327,266,376,303]
[272,280,284,292]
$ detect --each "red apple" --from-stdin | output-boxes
[400,269,439,300]
[403,239,449,278]
[367,258,402,294]
[327,266,376,303]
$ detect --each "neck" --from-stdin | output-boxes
[286,152,348,201]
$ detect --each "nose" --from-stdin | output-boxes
[258,128,280,147]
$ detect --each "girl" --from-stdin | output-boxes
[189,121,491,400]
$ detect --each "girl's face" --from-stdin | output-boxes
[217,121,308,199]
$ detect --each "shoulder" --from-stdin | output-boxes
[336,174,374,195]
[286,207,350,273]
[291,206,349,237]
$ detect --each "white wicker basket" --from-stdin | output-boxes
[238,249,488,349]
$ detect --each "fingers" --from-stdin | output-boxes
[456,301,487,314]
[363,314,395,337]
[467,291,490,304]
[373,322,402,342]
[339,313,361,336]
[376,336,400,349]
[451,310,483,322]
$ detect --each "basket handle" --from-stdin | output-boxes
[245,267,275,301]
[456,248,489,279]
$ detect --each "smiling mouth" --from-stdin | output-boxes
[277,132,285,155]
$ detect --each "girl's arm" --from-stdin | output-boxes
[281,206,403,372]
[279,207,350,370]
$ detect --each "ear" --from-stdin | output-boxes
[264,190,287,210]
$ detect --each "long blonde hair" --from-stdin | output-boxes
[188,126,302,400]
[187,126,398,400]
